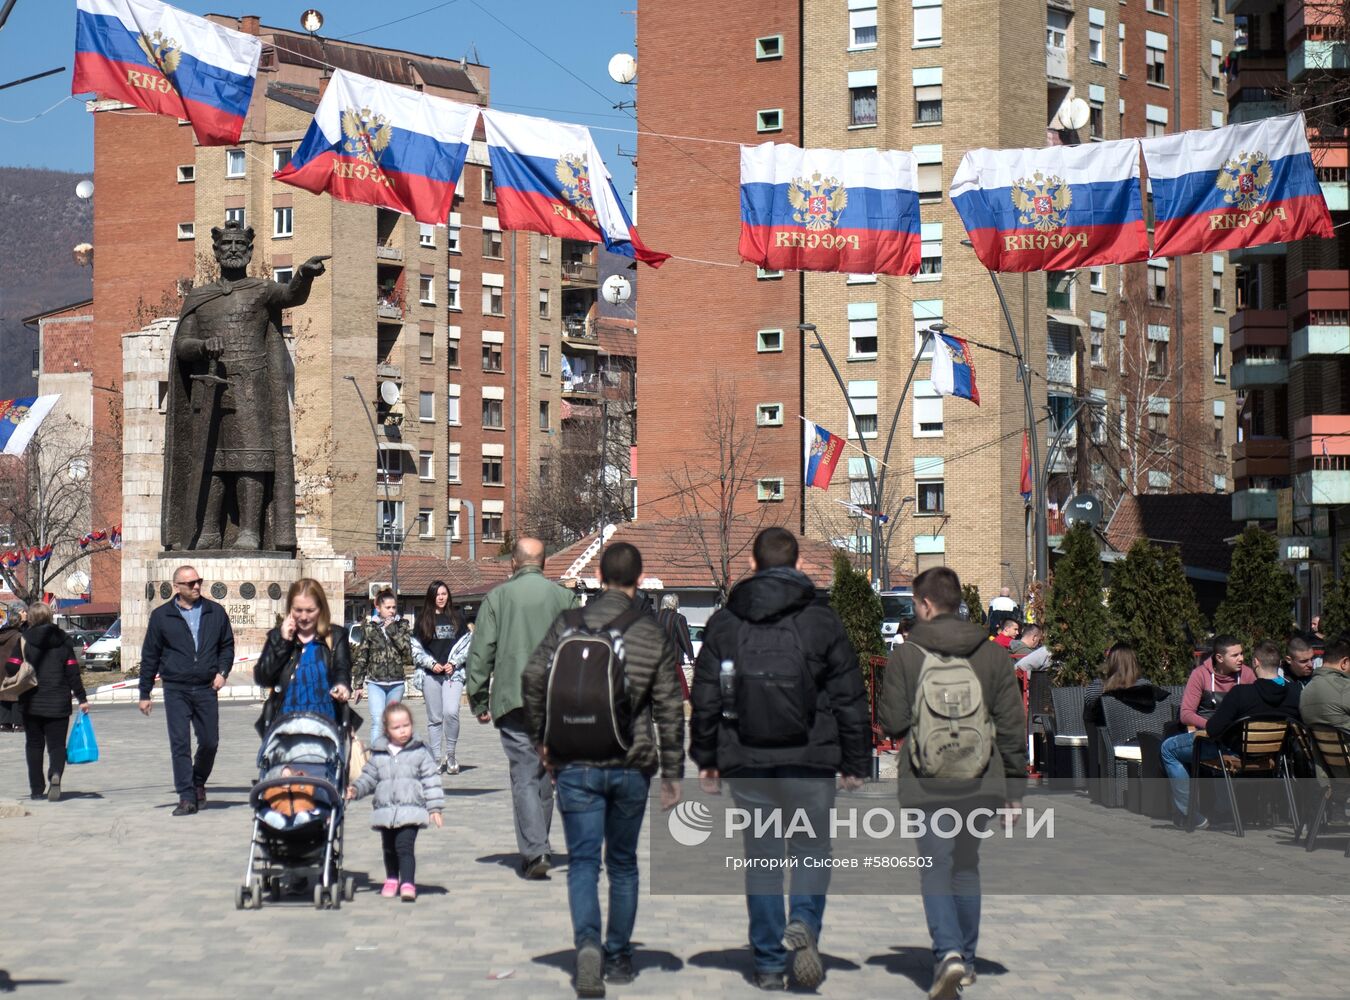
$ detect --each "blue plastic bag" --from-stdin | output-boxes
[67,712,98,765]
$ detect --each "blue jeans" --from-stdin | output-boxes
[915,811,985,965]
[365,681,405,744]
[1161,732,1224,822]
[555,766,651,959]
[729,773,835,974]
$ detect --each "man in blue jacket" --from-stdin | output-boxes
[138,565,236,815]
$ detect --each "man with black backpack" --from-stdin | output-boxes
[522,542,684,999]
[879,566,1027,1000]
[690,527,870,992]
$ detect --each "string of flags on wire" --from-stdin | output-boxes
[0,527,120,573]
[79,526,122,550]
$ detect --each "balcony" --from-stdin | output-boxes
[1228,0,1281,15]
[1294,467,1350,506]
[1231,355,1289,388]
[1318,165,1348,211]
[376,244,404,262]
[561,261,598,285]
[561,373,602,399]
[1229,309,1288,354]
[1231,488,1278,521]
[1289,40,1350,83]
[1226,51,1287,103]
[562,316,600,345]
[376,362,402,379]
[1233,437,1290,480]
[377,298,403,321]
[1295,414,1350,461]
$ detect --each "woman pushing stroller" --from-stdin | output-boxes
[253,579,356,737]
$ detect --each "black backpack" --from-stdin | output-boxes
[543,606,645,761]
[730,616,817,748]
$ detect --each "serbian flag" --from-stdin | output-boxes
[951,139,1147,272]
[73,0,261,146]
[31,546,53,564]
[1019,431,1033,503]
[929,333,981,406]
[804,421,846,489]
[1142,113,1334,257]
[0,396,59,456]
[481,109,668,267]
[739,142,921,276]
[276,69,478,226]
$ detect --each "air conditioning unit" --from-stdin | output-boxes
[368,581,393,600]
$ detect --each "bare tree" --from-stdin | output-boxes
[807,487,914,582]
[525,404,634,550]
[0,416,111,605]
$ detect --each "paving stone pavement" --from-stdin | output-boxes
[1,702,1345,1000]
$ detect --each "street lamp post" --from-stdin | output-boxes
[343,375,401,598]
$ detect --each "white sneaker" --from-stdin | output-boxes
[929,952,966,1000]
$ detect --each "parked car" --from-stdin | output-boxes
[688,623,705,663]
[67,628,106,670]
[83,618,122,670]
[880,589,915,644]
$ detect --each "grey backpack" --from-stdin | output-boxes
[907,643,994,781]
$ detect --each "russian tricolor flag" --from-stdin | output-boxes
[739,142,921,276]
[804,421,846,489]
[73,0,261,147]
[0,395,59,457]
[275,69,478,227]
[1142,113,1334,257]
[481,109,668,267]
[951,139,1148,272]
[930,333,980,406]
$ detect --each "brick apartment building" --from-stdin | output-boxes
[1225,0,1350,620]
[638,1,1239,597]
[83,17,637,606]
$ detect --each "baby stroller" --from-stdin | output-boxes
[236,708,355,910]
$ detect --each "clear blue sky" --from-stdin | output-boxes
[0,0,639,197]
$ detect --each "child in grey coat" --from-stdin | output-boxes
[346,702,444,901]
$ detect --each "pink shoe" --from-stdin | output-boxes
[380,878,399,897]
[399,882,416,902]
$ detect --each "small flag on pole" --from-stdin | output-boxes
[804,420,846,489]
[0,396,60,456]
[929,333,981,406]
[1020,431,1033,503]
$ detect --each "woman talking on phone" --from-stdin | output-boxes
[253,578,356,738]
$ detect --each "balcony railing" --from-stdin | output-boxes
[562,373,602,396]
[561,261,598,284]
[376,362,402,379]
[376,244,404,261]
[377,298,404,320]
[562,316,598,340]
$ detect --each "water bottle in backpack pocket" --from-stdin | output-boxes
[543,607,645,762]
[731,617,816,748]
[907,643,994,781]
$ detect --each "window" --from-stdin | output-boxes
[848,71,878,127]
[447,329,460,368]
[756,34,783,60]
[538,288,551,318]
[447,384,461,424]
[1146,0,1167,12]
[1089,311,1106,367]
[756,109,783,132]
[757,478,785,502]
[1147,325,1170,376]
[447,269,461,311]
[1090,390,1107,444]
[482,511,504,541]
[416,508,434,538]
[1118,24,1126,75]
[226,148,245,177]
[847,457,874,507]
[447,508,461,541]
[419,223,436,248]
[482,275,505,316]
[1119,97,1126,137]
[847,272,877,284]
[847,379,878,438]
[418,275,435,305]
[225,207,245,226]
[482,167,496,203]
[419,331,434,361]
[1048,270,1074,312]
[757,328,784,352]
[1089,267,1105,292]
[1047,9,1070,57]
[1211,109,1224,129]
[913,380,943,437]
[1211,255,1225,310]
[482,398,504,429]
[757,267,784,280]
[1089,100,1104,140]
[1146,103,1168,137]
[447,446,461,483]
[482,455,503,485]
[849,1,878,49]
[376,447,403,484]
[1211,40,1224,93]
[1212,326,1226,383]
[1211,0,1222,19]
[1148,259,1168,303]
[539,345,551,374]
[1088,8,1105,63]
[274,266,293,285]
[538,401,550,430]
[918,223,942,278]
[848,302,878,359]
[419,390,435,422]
[177,164,195,182]
[177,222,195,240]
[913,68,942,124]
[273,147,292,172]
[273,206,293,238]
[1118,320,1127,375]
[483,343,504,372]
[377,500,404,549]
[915,144,942,201]
[447,213,461,254]
[482,225,503,258]
[757,402,784,427]
[915,456,944,514]
[538,238,550,261]
[1145,31,1167,85]
[1147,470,1171,493]
[913,300,942,359]
[418,450,434,481]
[913,0,942,47]
[1213,407,1225,453]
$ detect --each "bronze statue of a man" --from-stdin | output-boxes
[161,220,328,553]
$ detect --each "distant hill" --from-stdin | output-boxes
[0,167,93,398]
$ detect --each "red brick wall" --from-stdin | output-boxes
[635,6,803,522]
[38,304,93,375]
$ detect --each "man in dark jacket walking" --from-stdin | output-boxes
[691,527,870,992]
[523,542,684,997]
[139,565,236,815]
[879,567,1027,1000]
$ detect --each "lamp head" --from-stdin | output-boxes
[300,9,324,32]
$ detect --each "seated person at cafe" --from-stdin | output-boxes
[1083,641,1169,729]
[1159,635,1254,827]
[1011,623,1051,670]
[992,618,1020,650]
[1203,641,1301,750]
[1300,637,1350,738]
[1282,636,1316,690]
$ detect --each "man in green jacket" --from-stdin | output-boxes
[467,536,576,877]
[1300,636,1350,738]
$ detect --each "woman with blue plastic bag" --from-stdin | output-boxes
[4,603,88,801]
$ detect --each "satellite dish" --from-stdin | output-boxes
[1064,493,1103,529]
[379,381,401,406]
[66,571,91,596]
[608,53,637,85]
[601,274,631,305]
[75,179,94,200]
[1063,97,1091,131]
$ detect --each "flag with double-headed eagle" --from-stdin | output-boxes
[73,0,261,146]
[275,68,479,226]
[951,139,1148,272]
[929,333,980,406]
[0,396,59,457]
[480,109,669,267]
[739,142,921,275]
[1141,113,1333,257]
[804,420,846,489]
